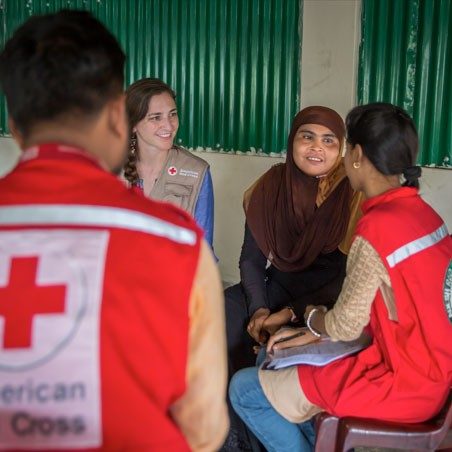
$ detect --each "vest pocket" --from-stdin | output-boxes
[163,182,193,211]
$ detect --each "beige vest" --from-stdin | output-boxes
[150,146,209,215]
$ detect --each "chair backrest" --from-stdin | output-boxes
[315,389,452,452]
[435,390,452,446]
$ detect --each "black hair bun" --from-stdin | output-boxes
[403,165,422,181]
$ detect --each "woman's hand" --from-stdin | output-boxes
[262,308,293,336]
[247,308,270,344]
[266,328,319,353]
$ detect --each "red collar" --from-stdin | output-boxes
[362,187,418,214]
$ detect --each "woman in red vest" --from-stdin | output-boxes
[229,102,452,452]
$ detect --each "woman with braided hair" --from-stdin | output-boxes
[123,78,214,247]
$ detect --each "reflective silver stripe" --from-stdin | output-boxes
[0,205,196,245]
[386,224,449,268]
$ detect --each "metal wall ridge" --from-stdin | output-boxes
[359,0,452,167]
[0,0,301,155]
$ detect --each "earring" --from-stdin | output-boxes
[353,161,360,169]
[130,134,137,156]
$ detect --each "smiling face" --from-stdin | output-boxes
[292,123,341,177]
[133,92,179,153]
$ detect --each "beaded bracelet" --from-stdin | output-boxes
[306,308,323,338]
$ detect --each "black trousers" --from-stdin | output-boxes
[222,279,304,452]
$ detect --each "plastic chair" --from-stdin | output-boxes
[315,390,452,451]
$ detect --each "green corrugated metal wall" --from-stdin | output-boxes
[0,0,301,155]
[359,0,452,167]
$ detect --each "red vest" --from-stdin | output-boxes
[299,187,452,422]
[0,144,201,450]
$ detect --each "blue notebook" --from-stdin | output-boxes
[261,332,371,370]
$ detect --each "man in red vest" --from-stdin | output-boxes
[0,10,228,451]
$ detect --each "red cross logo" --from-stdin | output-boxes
[0,256,66,349]
[168,166,178,176]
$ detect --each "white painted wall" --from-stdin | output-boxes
[300,0,361,117]
[0,137,19,176]
[1,0,451,284]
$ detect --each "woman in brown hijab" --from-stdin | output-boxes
[222,106,362,452]
[225,105,362,378]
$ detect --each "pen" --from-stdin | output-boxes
[274,331,305,344]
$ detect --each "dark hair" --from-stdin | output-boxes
[124,78,176,186]
[0,10,125,136]
[346,103,421,188]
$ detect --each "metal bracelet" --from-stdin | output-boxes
[285,306,298,323]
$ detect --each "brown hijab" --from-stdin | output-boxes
[245,106,355,272]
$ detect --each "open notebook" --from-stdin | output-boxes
[261,330,371,370]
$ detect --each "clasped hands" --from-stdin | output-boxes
[247,306,319,353]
